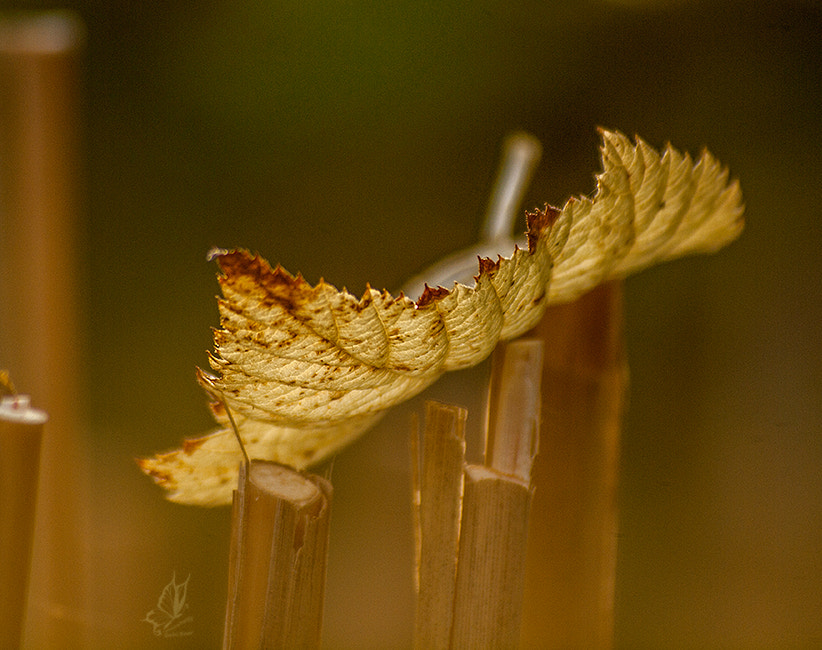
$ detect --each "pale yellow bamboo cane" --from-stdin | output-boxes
[449,339,544,649]
[412,401,467,650]
[223,461,332,649]
[450,465,532,650]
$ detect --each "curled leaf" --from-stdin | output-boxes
[139,130,743,506]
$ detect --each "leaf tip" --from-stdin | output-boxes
[136,456,174,487]
[206,246,232,262]
[525,204,561,250]
[477,255,501,277]
[417,283,451,307]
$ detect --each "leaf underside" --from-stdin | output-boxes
[138,129,744,506]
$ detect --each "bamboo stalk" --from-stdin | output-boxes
[450,465,532,650]
[413,341,543,650]
[413,401,467,650]
[0,392,47,649]
[520,281,628,648]
[223,461,332,649]
[484,339,544,479]
[449,339,543,649]
[0,12,90,644]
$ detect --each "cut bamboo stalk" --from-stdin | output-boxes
[450,465,532,650]
[449,339,544,649]
[0,392,47,649]
[484,339,544,479]
[520,281,628,648]
[223,460,332,649]
[413,401,467,650]
[0,12,90,644]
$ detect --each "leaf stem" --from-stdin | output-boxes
[481,132,542,243]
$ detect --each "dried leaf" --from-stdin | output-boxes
[139,130,743,506]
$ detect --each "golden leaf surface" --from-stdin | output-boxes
[138,130,744,506]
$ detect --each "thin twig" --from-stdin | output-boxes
[221,396,249,467]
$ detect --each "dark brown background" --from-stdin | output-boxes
[1,0,820,647]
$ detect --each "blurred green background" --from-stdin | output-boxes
[1,0,821,647]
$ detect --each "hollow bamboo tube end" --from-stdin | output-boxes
[223,461,332,649]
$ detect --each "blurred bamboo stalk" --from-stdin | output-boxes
[520,281,628,648]
[0,12,91,646]
[0,391,47,649]
[223,461,332,649]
